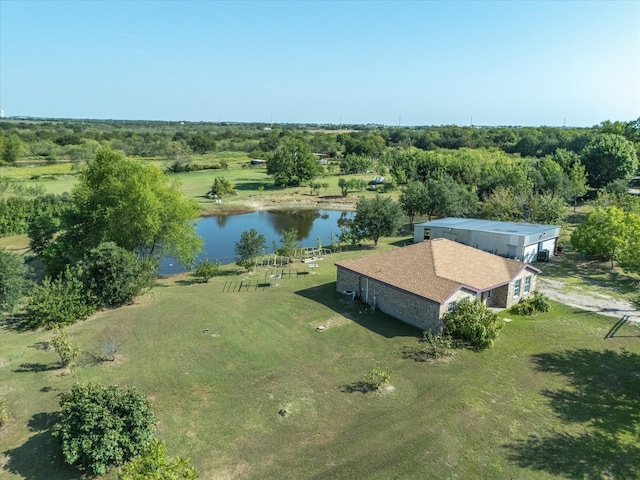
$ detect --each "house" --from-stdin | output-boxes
[413,218,560,263]
[335,238,540,332]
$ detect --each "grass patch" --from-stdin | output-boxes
[1,244,639,479]
[538,251,640,302]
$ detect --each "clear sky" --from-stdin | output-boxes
[1,0,638,126]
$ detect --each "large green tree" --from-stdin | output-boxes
[581,133,638,188]
[267,137,320,187]
[80,242,153,308]
[353,195,403,246]
[51,148,202,269]
[0,247,32,314]
[570,206,626,263]
[235,228,267,271]
[53,383,156,476]
[399,181,428,225]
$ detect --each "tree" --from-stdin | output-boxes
[422,176,477,220]
[52,383,156,476]
[564,161,589,212]
[1,134,24,163]
[533,157,566,198]
[615,210,640,275]
[0,247,32,314]
[26,267,96,328]
[399,181,428,225]
[527,194,568,225]
[235,228,266,271]
[118,439,199,479]
[267,137,320,187]
[581,133,638,188]
[79,242,151,308]
[53,148,202,269]
[207,177,236,197]
[353,196,403,246]
[482,186,523,222]
[275,228,299,258]
[570,206,625,264]
[442,298,503,350]
[28,209,62,255]
[193,259,221,283]
[51,327,80,367]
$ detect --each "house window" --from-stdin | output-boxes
[514,279,522,297]
[487,289,493,299]
[524,276,531,293]
[447,301,457,313]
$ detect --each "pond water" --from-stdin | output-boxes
[160,209,353,275]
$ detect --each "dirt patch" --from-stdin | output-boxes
[203,194,358,215]
[315,315,352,331]
[537,277,640,322]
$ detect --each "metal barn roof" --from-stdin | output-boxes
[416,218,559,237]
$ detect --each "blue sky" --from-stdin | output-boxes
[1,0,638,126]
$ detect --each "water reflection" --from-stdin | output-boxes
[160,209,352,275]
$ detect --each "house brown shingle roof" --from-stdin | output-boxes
[335,238,537,303]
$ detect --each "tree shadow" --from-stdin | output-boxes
[504,348,640,478]
[0,313,34,332]
[295,282,421,339]
[339,381,371,394]
[2,412,85,480]
[13,362,58,373]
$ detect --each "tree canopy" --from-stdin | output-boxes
[353,196,404,246]
[0,247,32,314]
[267,137,321,187]
[53,383,157,476]
[581,133,638,188]
[52,148,202,269]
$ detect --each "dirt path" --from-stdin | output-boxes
[537,277,640,323]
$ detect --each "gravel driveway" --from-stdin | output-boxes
[537,277,640,323]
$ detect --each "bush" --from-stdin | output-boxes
[53,383,156,476]
[51,327,80,367]
[363,366,391,391]
[80,242,151,308]
[509,291,550,316]
[443,299,503,350]
[118,439,199,479]
[193,259,221,283]
[0,399,7,428]
[406,331,454,361]
[26,267,96,329]
[0,247,32,314]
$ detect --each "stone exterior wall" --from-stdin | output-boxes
[504,269,537,308]
[336,267,442,332]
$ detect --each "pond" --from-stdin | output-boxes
[160,209,353,275]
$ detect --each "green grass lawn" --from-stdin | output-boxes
[1,242,639,479]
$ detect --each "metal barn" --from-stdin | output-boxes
[413,218,560,263]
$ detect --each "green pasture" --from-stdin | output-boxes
[1,156,381,212]
[1,241,638,479]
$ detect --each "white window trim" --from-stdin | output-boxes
[514,279,522,297]
[524,276,531,293]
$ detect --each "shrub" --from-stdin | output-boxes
[443,299,503,350]
[51,327,81,367]
[410,331,455,361]
[0,247,32,314]
[363,366,391,391]
[193,259,221,283]
[509,291,550,316]
[53,383,156,476]
[207,177,236,197]
[80,242,151,308]
[118,439,199,479]
[26,267,96,329]
[0,399,7,428]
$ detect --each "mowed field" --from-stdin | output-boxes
[1,237,639,479]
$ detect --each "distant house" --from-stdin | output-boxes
[335,238,540,332]
[413,218,560,263]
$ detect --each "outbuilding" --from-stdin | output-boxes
[413,218,560,263]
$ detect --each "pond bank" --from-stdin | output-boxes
[200,193,358,216]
